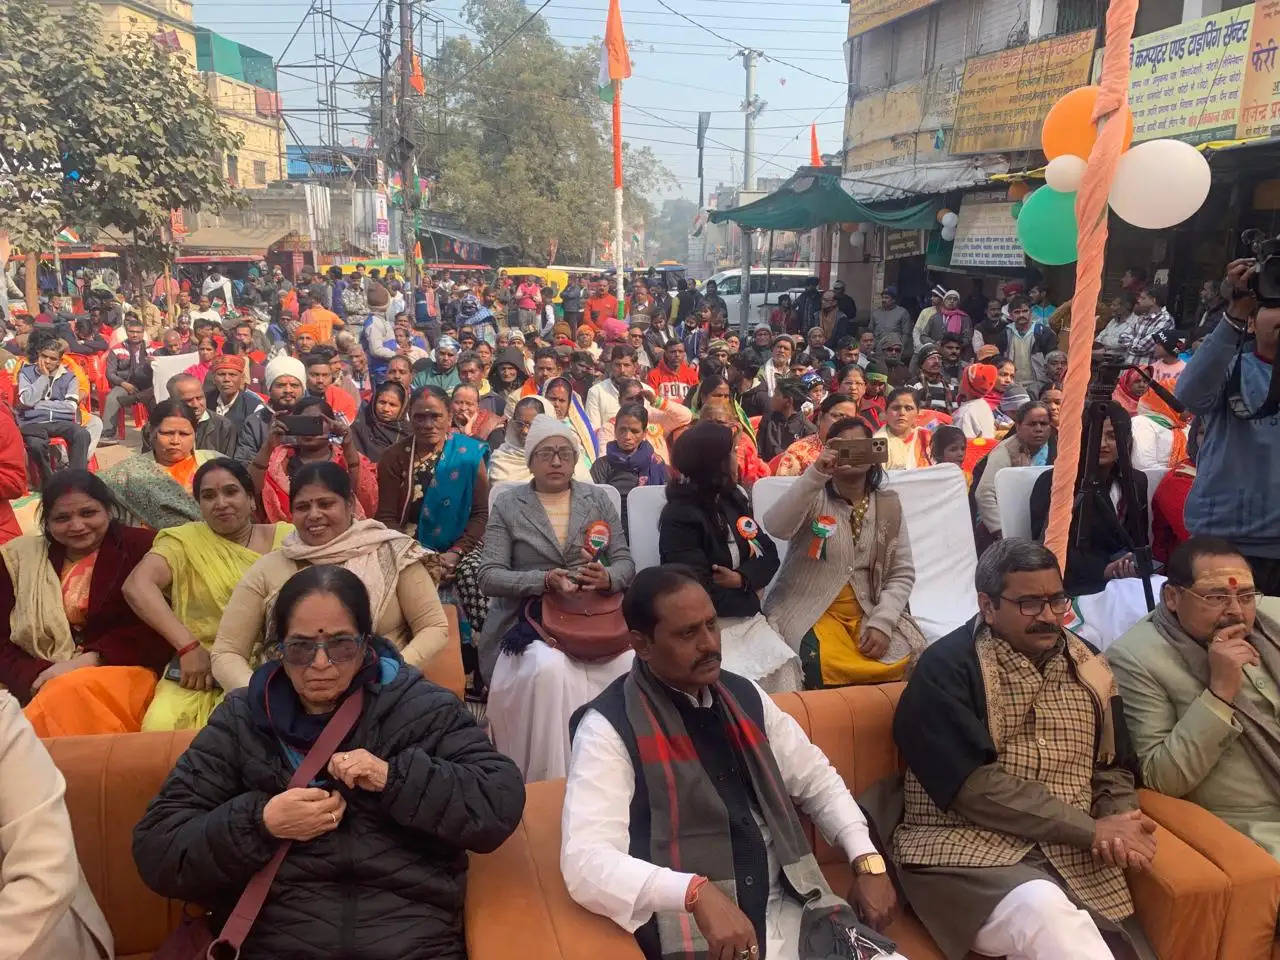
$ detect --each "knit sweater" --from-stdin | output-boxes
[760,464,917,657]
[1175,321,1280,558]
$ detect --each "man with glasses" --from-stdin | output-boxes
[1109,536,1280,859]
[888,539,1155,960]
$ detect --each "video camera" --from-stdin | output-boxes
[1241,229,1280,306]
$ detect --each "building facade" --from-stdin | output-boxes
[64,0,285,190]
[838,0,1264,322]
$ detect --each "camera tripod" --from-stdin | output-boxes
[1073,353,1158,612]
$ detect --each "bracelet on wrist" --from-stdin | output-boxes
[176,640,202,658]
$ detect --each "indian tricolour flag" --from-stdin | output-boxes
[56,228,79,244]
[597,0,631,103]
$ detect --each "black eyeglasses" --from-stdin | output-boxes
[1000,594,1072,616]
[276,635,366,667]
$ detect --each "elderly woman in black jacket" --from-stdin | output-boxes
[659,420,801,692]
[132,564,524,960]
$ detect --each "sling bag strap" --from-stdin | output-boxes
[210,686,366,958]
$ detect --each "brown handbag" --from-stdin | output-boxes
[152,687,366,960]
[524,589,632,661]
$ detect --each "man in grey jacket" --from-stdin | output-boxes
[16,334,91,481]
[870,287,913,345]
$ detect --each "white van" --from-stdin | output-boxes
[702,267,811,329]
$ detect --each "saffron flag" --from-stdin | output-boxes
[810,124,822,166]
[597,0,631,103]
[410,53,425,95]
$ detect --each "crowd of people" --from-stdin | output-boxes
[0,253,1277,960]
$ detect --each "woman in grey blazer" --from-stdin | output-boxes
[478,415,635,782]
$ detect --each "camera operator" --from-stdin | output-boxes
[1175,258,1280,592]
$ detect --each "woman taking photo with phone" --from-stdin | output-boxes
[251,395,376,523]
[762,417,926,689]
[773,392,863,476]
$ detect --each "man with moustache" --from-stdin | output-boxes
[1108,536,1280,859]
[887,540,1155,960]
[562,566,907,960]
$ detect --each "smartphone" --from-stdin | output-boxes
[279,414,325,437]
[830,436,889,466]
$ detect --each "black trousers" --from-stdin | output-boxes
[20,420,91,483]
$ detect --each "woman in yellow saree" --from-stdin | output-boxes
[0,471,172,736]
[123,458,292,731]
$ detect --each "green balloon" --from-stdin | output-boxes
[1010,201,1023,218]
[1016,187,1077,264]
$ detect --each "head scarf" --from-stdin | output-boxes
[1112,368,1145,414]
[961,363,998,397]
[210,354,243,375]
[975,344,1000,363]
[436,334,460,353]
[265,355,305,388]
[297,322,325,344]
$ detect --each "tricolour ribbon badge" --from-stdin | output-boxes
[585,520,612,565]
[736,515,762,558]
[809,514,839,560]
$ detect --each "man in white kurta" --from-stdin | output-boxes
[561,568,907,960]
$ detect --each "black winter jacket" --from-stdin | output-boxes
[132,655,525,960]
[658,489,779,619]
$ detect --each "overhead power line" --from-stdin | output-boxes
[650,0,842,84]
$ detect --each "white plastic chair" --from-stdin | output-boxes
[994,465,1054,541]
[625,484,669,570]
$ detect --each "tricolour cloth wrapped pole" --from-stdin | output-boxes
[599,0,631,311]
[1042,0,1141,568]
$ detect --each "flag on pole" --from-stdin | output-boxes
[809,124,822,166]
[410,53,426,95]
[597,0,631,103]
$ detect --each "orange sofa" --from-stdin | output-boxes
[37,606,468,960]
[464,683,1280,960]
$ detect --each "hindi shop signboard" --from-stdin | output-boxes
[1095,7,1254,144]
[950,193,1024,269]
[949,30,1096,154]
[847,0,940,39]
[1240,0,1280,137]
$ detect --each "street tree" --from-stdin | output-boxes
[429,0,675,263]
[0,0,243,281]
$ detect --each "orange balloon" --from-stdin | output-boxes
[1008,181,1032,201]
[1041,85,1134,160]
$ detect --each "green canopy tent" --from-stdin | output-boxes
[707,171,941,231]
[707,170,941,331]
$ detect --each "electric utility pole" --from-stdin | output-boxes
[738,48,763,334]
[399,0,419,287]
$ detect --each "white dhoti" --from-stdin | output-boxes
[489,641,634,782]
[972,879,1114,960]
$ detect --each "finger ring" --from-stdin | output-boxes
[329,812,337,825]
[750,948,759,958]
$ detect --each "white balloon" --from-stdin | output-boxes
[1045,154,1087,193]
[1108,138,1211,229]
[940,224,957,241]
[940,211,958,228]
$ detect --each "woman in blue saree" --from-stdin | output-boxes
[375,385,491,647]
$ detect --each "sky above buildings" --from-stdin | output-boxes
[207,0,850,200]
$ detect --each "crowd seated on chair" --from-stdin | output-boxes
[6,261,1280,960]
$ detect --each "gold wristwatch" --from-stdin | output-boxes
[852,853,887,876]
